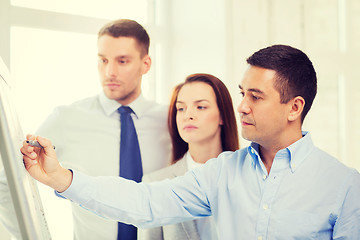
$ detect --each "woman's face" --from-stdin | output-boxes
[175,82,223,146]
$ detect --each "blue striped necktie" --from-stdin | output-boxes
[117,106,143,240]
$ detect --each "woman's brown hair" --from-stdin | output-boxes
[168,73,239,163]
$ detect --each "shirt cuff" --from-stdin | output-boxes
[55,169,89,202]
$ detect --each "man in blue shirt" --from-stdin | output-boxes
[22,44,360,239]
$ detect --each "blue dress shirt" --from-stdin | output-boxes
[60,132,360,239]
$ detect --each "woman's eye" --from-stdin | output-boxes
[197,106,206,110]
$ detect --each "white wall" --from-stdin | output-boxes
[169,0,228,81]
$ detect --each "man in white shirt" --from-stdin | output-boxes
[0,19,171,240]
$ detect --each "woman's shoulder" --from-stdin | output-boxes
[142,158,187,182]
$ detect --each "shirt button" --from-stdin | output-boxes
[263,204,269,210]
[263,175,267,180]
[251,148,255,154]
[257,236,263,240]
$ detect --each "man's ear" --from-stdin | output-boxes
[288,96,305,122]
[142,55,152,74]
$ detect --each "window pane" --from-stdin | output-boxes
[11,26,100,134]
[11,0,148,23]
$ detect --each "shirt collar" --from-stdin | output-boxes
[99,92,146,118]
[247,131,315,173]
[286,131,314,172]
[185,151,204,171]
[248,142,261,169]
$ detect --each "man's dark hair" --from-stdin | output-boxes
[246,44,317,122]
[98,19,150,57]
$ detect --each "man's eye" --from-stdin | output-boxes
[252,95,260,100]
[240,92,245,97]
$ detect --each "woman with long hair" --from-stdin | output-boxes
[138,73,239,240]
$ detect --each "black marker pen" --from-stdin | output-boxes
[26,140,56,149]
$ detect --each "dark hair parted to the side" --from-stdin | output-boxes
[98,19,150,57]
[246,44,317,122]
[168,73,239,163]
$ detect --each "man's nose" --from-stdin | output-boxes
[237,98,250,115]
[105,61,117,78]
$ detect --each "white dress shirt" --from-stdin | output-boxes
[36,93,171,240]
